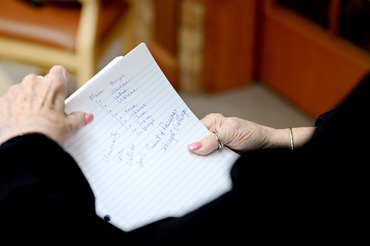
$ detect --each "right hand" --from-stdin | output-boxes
[0,66,94,147]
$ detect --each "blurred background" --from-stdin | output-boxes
[2,0,370,128]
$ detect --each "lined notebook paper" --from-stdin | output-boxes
[64,43,239,231]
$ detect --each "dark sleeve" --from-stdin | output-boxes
[314,109,336,127]
[0,134,125,245]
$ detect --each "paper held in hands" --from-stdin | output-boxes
[64,43,239,232]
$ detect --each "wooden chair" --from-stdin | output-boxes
[0,0,133,88]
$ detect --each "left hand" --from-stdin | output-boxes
[0,65,93,147]
[188,113,316,156]
[187,113,276,155]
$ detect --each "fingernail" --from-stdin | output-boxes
[188,142,201,151]
[85,113,94,125]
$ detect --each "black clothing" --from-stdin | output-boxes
[1,76,369,245]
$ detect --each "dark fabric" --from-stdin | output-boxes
[0,134,124,245]
[20,0,80,7]
[1,75,369,245]
[141,76,370,244]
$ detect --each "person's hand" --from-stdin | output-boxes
[0,65,93,147]
[187,113,278,155]
[187,113,316,156]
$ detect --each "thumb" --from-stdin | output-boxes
[188,131,221,156]
[65,112,94,134]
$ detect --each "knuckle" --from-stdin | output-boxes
[50,65,69,80]
[202,113,224,128]
[46,73,65,91]
[53,65,64,70]
[7,84,20,94]
[207,113,224,120]
[21,74,37,87]
[46,72,60,81]
[224,117,241,130]
[22,73,37,82]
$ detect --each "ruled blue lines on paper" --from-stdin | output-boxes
[90,100,194,192]
[91,106,199,211]
[98,119,204,218]
[65,60,157,149]
[65,43,239,232]
[67,61,182,170]
[77,77,174,172]
[66,61,159,153]
[130,148,233,228]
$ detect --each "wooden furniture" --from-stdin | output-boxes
[259,0,370,117]
[201,0,370,117]
[135,0,370,118]
[141,0,257,93]
[203,0,259,92]
[0,0,133,88]
[134,0,180,91]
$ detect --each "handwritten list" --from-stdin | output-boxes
[64,43,239,231]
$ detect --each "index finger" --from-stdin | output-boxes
[42,66,70,110]
[200,113,225,131]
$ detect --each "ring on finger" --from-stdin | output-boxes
[213,130,224,150]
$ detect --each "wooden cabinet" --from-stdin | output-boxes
[260,0,370,117]
[134,0,258,93]
[202,0,258,92]
[134,0,370,118]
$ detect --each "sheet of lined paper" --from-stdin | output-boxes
[64,43,239,231]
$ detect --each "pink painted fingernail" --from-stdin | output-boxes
[188,142,201,151]
[85,113,94,125]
